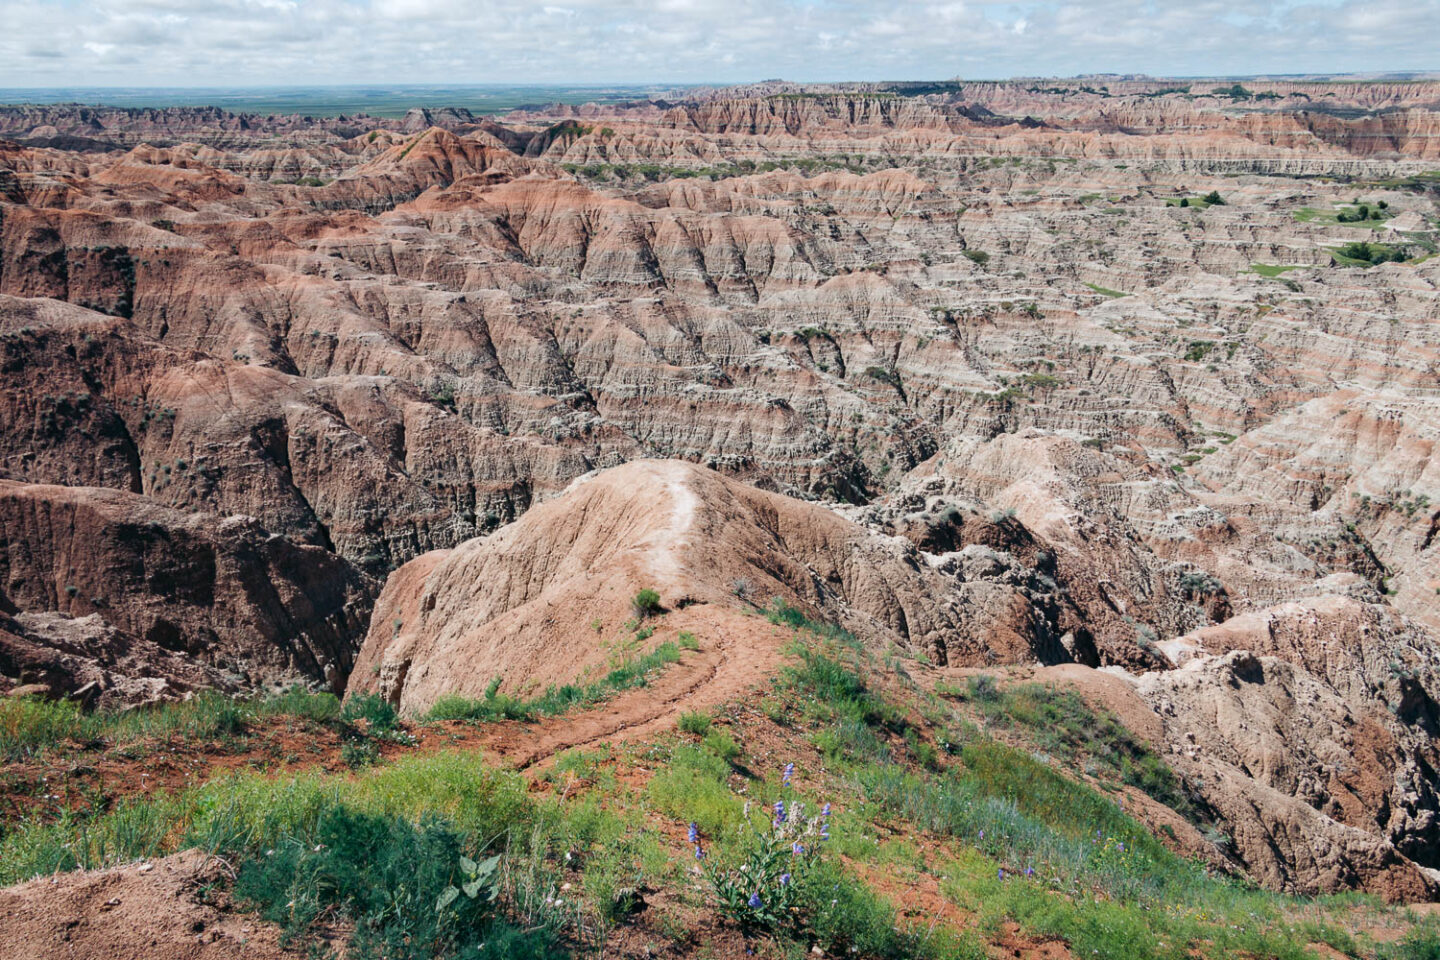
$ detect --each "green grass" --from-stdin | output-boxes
[1250,263,1306,278]
[766,613,1370,960]
[938,681,1201,823]
[0,687,342,761]
[2,603,1424,959]
[423,642,683,724]
[1083,282,1127,298]
[0,749,531,885]
[677,710,712,735]
[1294,205,1393,231]
[646,742,743,835]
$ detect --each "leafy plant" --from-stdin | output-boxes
[631,588,662,618]
[435,852,500,913]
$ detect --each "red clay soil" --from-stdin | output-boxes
[0,849,302,960]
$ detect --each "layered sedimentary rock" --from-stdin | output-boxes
[2,77,1440,897]
[0,480,373,703]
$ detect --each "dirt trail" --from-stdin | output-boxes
[468,606,789,771]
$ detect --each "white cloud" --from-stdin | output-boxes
[0,0,1436,86]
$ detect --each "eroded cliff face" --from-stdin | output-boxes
[2,79,1440,898]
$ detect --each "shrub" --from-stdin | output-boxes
[678,710,712,735]
[342,739,379,769]
[342,693,400,735]
[966,674,1001,702]
[703,729,742,761]
[234,805,519,959]
[631,588,662,618]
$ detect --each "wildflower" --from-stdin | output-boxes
[978,830,984,841]
[688,822,699,843]
[773,800,787,823]
[998,868,1005,881]
[821,802,832,817]
[792,841,805,856]
[1025,866,1035,878]
[782,762,795,785]
[779,873,791,886]
[819,822,830,841]
[695,845,706,860]
[748,891,764,909]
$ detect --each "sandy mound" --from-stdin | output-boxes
[349,458,971,715]
[0,850,297,959]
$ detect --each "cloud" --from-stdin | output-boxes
[0,0,1436,86]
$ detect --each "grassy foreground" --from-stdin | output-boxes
[0,604,1437,959]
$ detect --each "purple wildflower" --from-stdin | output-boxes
[773,800,786,823]
[792,841,805,856]
[1025,866,1035,878]
[694,845,706,860]
[782,762,794,786]
[779,873,791,886]
[821,802,832,818]
[819,822,830,840]
[998,868,1005,881]
[688,822,699,844]
[747,892,764,909]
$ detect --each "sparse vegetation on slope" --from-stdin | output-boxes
[0,603,1433,958]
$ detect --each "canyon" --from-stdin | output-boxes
[3,76,1440,954]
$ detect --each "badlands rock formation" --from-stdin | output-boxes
[2,77,1440,897]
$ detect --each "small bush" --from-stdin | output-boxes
[703,729,742,762]
[234,805,522,959]
[342,693,399,735]
[342,739,379,769]
[966,674,1001,703]
[631,588,662,618]
[678,710,712,735]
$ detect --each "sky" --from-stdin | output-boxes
[2,0,1438,87]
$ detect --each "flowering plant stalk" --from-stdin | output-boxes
[693,773,832,936]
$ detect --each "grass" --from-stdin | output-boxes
[0,749,531,884]
[1251,262,1306,277]
[423,641,683,724]
[1,602,1427,959]
[939,680,1201,821]
[767,618,1385,960]
[1294,205,1394,231]
[0,687,342,761]
[677,710,712,735]
[1083,282,1127,298]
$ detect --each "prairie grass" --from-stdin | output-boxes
[423,642,683,724]
[0,687,341,761]
[940,679,1202,821]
